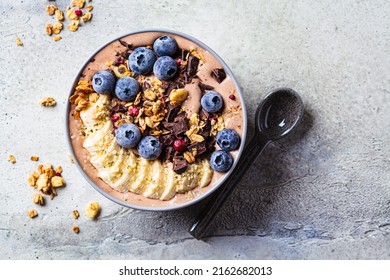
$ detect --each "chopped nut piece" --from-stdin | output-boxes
[15,36,23,46]
[183,151,195,164]
[80,12,92,22]
[72,210,80,219]
[45,5,57,16]
[45,23,53,36]
[85,201,100,219]
[68,20,80,32]
[28,209,38,218]
[73,226,80,234]
[33,194,44,205]
[8,155,16,164]
[55,9,64,21]
[169,88,188,105]
[68,154,74,164]
[30,155,39,161]
[40,97,57,107]
[51,176,64,187]
[85,5,93,11]
[53,35,62,42]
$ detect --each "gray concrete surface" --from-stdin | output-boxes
[1,0,389,259]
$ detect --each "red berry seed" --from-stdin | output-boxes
[111,114,120,122]
[75,9,83,17]
[229,94,236,100]
[173,139,186,151]
[176,58,182,66]
[55,172,61,176]
[161,97,166,103]
[129,107,139,117]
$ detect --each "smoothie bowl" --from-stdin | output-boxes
[66,29,247,211]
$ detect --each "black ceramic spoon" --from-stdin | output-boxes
[189,87,304,239]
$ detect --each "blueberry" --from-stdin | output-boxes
[201,91,223,113]
[153,56,177,80]
[115,123,141,148]
[216,129,240,151]
[209,150,233,173]
[128,47,156,75]
[115,76,139,101]
[92,71,116,94]
[153,36,178,57]
[137,136,162,160]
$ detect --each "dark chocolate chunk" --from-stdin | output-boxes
[172,119,188,137]
[181,49,189,61]
[187,55,200,77]
[211,68,226,83]
[111,104,127,113]
[118,39,133,49]
[198,121,211,138]
[198,82,214,93]
[160,134,175,146]
[200,108,211,120]
[188,141,207,156]
[165,104,181,122]
[162,146,174,162]
[173,157,188,174]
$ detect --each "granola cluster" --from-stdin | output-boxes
[45,0,93,42]
[27,162,65,200]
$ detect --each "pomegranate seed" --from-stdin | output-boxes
[111,114,120,122]
[173,138,187,151]
[176,58,182,65]
[161,97,166,103]
[75,9,83,17]
[55,172,61,176]
[129,107,139,117]
[208,115,217,121]
[229,94,236,100]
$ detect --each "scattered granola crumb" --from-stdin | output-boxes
[85,201,100,219]
[68,154,74,164]
[80,12,92,22]
[73,226,80,234]
[45,5,57,16]
[68,20,80,32]
[55,9,64,21]
[71,0,85,9]
[45,23,53,36]
[52,22,63,34]
[40,97,57,107]
[28,209,38,218]
[85,5,93,11]
[72,210,80,219]
[15,36,23,46]
[33,194,44,205]
[53,35,62,42]
[8,155,16,164]
[30,155,39,161]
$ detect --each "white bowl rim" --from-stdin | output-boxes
[65,28,248,211]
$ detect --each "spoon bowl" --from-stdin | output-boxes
[189,87,305,239]
[257,87,304,140]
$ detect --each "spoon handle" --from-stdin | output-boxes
[189,134,270,239]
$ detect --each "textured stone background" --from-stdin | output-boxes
[1,0,389,259]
